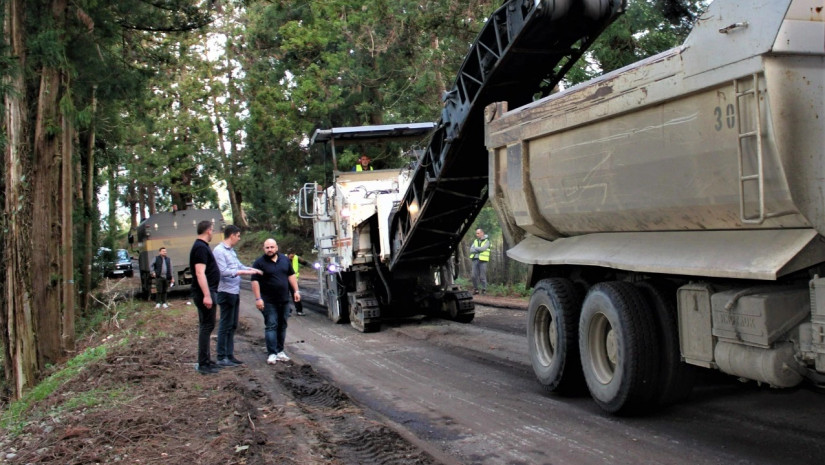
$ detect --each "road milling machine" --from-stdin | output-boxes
[486,0,825,414]
[299,0,625,332]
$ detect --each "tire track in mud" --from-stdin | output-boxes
[276,364,439,465]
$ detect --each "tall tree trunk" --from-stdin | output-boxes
[128,177,138,229]
[31,0,69,367]
[108,163,118,235]
[148,186,156,215]
[32,69,63,366]
[215,44,249,228]
[2,0,37,399]
[60,84,74,353]
[138,183,147,221]
[81,86,96,315]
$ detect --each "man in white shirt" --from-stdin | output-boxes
[213,225,261,367]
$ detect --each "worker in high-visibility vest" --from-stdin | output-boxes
[353,154,374,171]
[287,253,307,315]
[469,228,491,295]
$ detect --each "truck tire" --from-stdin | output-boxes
[326,274,348,324]
[140,272,151,300]
[527,278,584,394]
[635,279,695,407]
[579,281,659,414]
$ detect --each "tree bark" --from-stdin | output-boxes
[148,185,156,215]
[2,0,38,399]
[128,177,138,229]
[32,68,64,366]
[138,182,147,221]
[81,86,97,316]
[109,162,118,235]
[31,0,69,367]
[60,81,75,353]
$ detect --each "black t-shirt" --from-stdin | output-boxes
[251,252,294,303]
[189,239,220,293]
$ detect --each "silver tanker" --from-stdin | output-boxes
[486,0,825,413]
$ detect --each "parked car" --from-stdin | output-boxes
[110,248,134,278]
[96,247,134,278]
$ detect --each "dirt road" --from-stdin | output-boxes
[235,280,825,465]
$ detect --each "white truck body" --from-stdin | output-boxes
[485,0,825,412]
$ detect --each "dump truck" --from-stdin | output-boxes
[299,0,624,332]
[485,0,825,413]
[131,209,225,297]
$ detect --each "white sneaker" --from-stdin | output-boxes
[267,354,278,365]
[155,303,161,309]
[275,352,290,362]
[162,303,169,309]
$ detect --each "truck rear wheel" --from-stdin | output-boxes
[579,282,659,414]
[527,278,584,394]
[635,279,695,407]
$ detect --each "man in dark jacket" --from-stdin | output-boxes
[151,247,174,308]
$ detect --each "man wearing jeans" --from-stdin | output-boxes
[469,228,491,295]
[151,247,174,308]
[190,220,221,375]
[213,225,262,367]
[251,238,300,365]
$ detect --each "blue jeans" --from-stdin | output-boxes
[472,259,488,291]
[194,289,218,365]
[263,301,289,355]
[216,292,240,360]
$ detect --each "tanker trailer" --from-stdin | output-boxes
[298,123,475,332]
[485,0,825,414]
[131,208,225,298]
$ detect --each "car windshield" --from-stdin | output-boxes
[116,249,129,260]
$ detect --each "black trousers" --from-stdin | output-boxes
[292,289,303,314]
[155,277,169,303]
[194,289,218,366]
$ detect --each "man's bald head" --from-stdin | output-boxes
[264,239,278,257]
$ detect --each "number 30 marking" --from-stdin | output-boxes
[714,105,736,131]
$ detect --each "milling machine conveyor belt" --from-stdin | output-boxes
[389,0,625,270]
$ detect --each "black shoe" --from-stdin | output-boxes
[196,364,219,375]
[204,360,224,369]
[228,357,244,365]
[217,358,239,367]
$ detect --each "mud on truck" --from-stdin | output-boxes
[486,0,825,414]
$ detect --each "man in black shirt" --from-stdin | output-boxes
[251,238,300,365]
[190,220,221,374]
